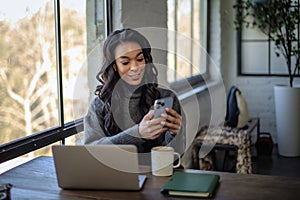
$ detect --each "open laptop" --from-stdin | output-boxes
[52,144,147,190]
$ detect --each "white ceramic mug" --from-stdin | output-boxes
[151,146,181,176]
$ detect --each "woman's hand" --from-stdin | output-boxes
[161,108,182,136]
[138,110,168,140]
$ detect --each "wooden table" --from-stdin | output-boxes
[0,156,300,199]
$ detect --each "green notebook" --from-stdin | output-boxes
[161,172,220,198]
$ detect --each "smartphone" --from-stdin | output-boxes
[153,96,174,119]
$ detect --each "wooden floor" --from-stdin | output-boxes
[252,145,300,178]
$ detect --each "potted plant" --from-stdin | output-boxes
[233,0,300,156]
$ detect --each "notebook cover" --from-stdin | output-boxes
[160,172,220,198]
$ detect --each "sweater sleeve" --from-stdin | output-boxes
[168,109,186,156]
[160,89,186,155]
[84,97,145,145]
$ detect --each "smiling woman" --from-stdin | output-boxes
[84,29,186,161]
[114,42,146,85]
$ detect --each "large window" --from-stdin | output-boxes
[237,0,300,76]
[167,0,208,83]
[0,0,58,145]
[0,0,107,163]
[0,0,210,166]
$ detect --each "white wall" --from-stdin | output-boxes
[112,0,168,86]
[220,0,300,143]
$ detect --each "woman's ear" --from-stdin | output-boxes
[113,64,117,71]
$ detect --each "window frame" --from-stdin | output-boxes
[237,0,300,77]
[0,0,111,164]
[169,0,210,92]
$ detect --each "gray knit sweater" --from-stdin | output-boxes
[84,83,185,155]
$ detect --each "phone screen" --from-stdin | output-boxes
[153,97,174,118]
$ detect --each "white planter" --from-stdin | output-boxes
[274,85,300,157]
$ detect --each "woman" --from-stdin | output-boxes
[84,28,185,155]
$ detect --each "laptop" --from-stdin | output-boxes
[52,144,147,190]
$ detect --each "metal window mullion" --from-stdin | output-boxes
[200,0,206,74]
[106,0,113,36]
[0,120,83,163]
[268,0,271,75]
[268,36,271,75]
[298,0,300,75]
[199,0,202,74]
[174,0,178,80]
[54,0,65,144]
[190,0,194,76]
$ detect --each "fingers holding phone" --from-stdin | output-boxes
[138,96,181,139]
[153,96,182,136]
[138,110,167,140]
[161,108,182,135]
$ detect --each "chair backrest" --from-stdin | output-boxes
[225,85,248,129]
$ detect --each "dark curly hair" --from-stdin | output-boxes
[95,28,161,136]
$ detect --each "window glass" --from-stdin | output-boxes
[167,0,208,83]
[60,0,88,123]
[241,42,268,74]
[64,131,84,145]
[270,42,288,74]
[0,0,106,148]
[238,0,300,76]
[241,15,267,40]
[0,0,58,144]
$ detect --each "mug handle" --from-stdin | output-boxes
[173,152,181,168]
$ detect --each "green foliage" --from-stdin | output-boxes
[233,0,300,87]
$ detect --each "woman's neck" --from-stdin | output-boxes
[118,79,142,98]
